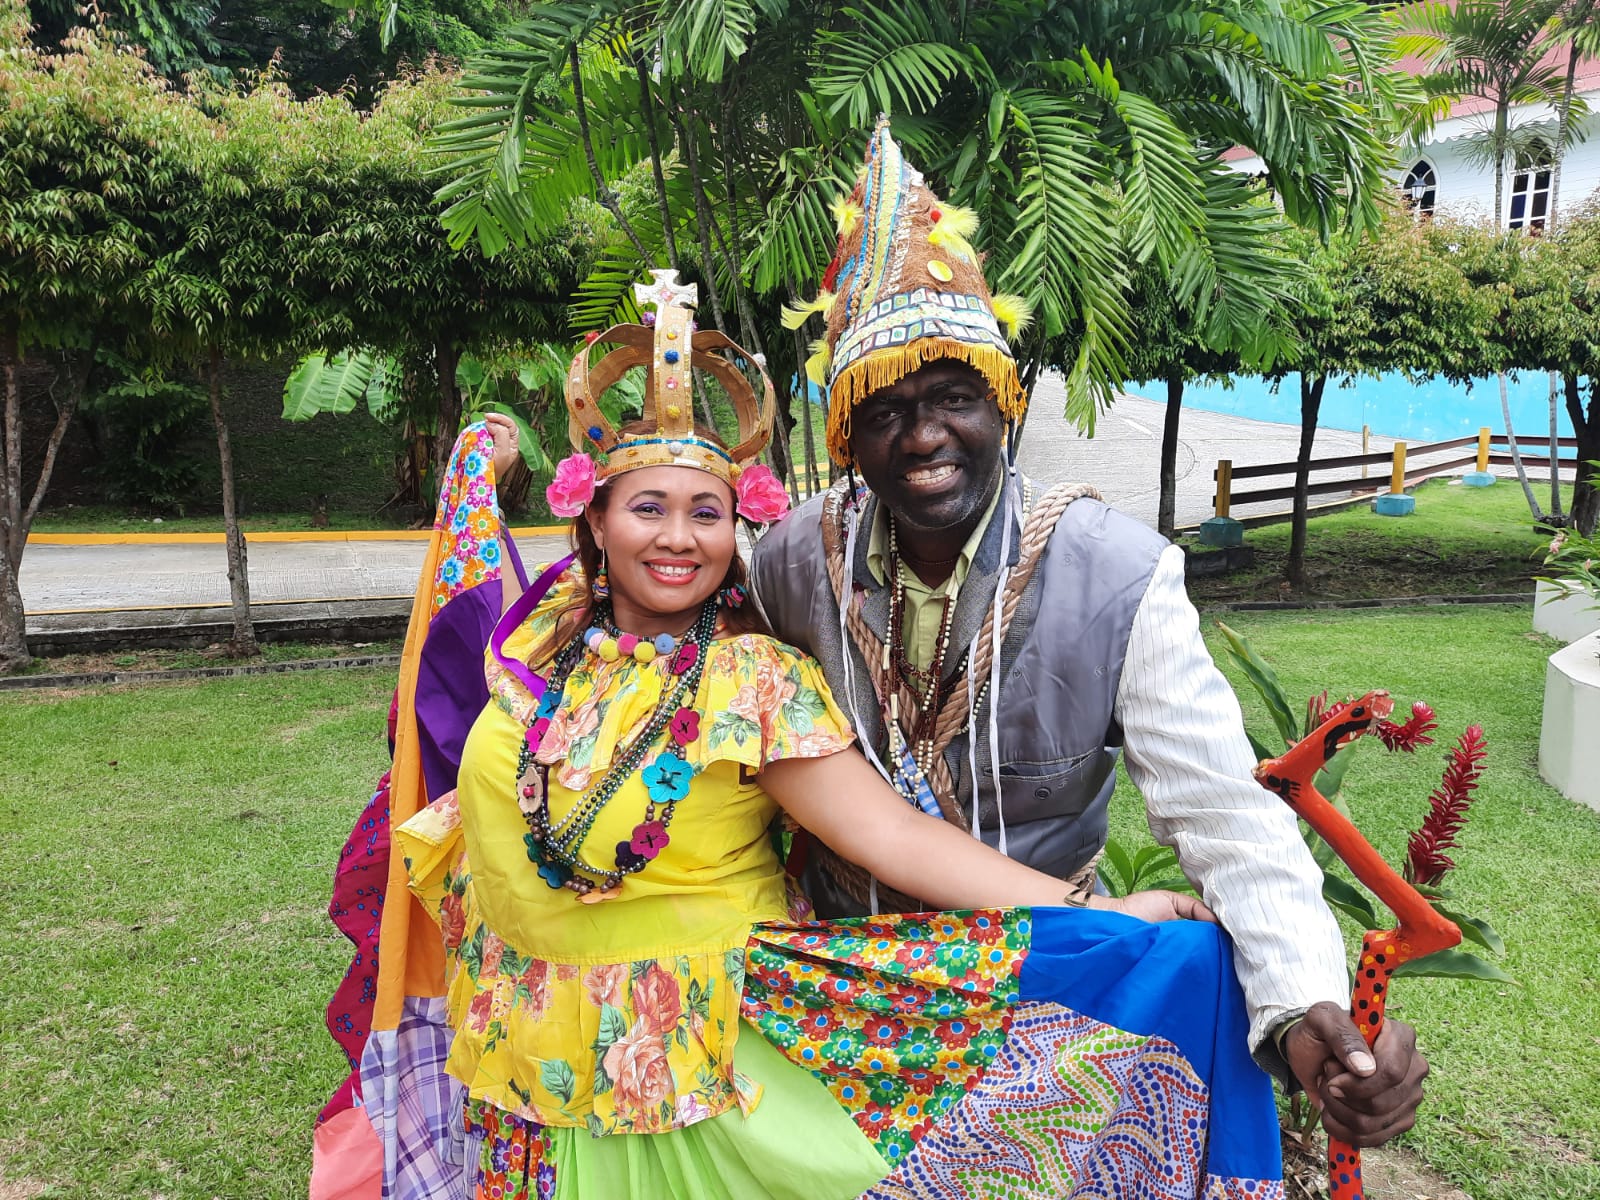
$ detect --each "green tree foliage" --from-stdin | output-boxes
[1266,212,1502,585]
[24,0,528,93]
[0,4,585,669]
[429,0,1413,467]
[0,6,204,670]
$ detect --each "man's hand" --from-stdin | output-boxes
[1283,1001,1429,1147]
[1092,889,1217,923]
[484,412,521,482]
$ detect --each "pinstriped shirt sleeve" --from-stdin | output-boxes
[1114,544,1349,1062]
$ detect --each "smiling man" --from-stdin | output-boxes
[750,122,1429,1151]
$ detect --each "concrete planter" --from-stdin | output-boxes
[1539,631,1600,814]
[1533,579,1600,644]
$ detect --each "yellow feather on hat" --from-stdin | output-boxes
[990,293,1035,340]
[780,291,836,330]
[831,195,862,237]
[927,202,980,263]
[804,337,832,386]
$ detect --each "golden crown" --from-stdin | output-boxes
[564,270,776,487]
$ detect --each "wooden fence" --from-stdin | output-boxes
[1213,428,1583,518]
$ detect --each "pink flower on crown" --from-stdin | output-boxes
[546,454,598,517]
[735,464,789,524]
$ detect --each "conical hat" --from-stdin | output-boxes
[786,121,1033,465]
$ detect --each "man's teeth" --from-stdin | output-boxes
[906,465,956,484]
[651,564,697,577]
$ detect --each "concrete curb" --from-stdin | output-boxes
[0,653,402,692]
[1197,592,1535,613]
[26,526,567,546]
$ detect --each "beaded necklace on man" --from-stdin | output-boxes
[515,596,718,902]
[884,518,958,776]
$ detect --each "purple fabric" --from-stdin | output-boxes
[414,549,570,803]
[359,995,469,1200]
[488,553,576,696]
[415,584,504,803]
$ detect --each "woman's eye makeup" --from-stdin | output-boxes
[692,506,724,520]
[628,501,664,516]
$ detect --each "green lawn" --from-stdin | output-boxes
[2,605,1595,1198]
[1109,604,1600,1200]
[1186,479,1569,603]
[0,669,395,1200]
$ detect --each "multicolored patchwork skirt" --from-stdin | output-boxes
[447,906,1283,1200]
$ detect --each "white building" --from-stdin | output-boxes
[1225,56,1600,229]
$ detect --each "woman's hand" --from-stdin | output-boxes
[1089,889,1216,923]
[484,412,521,481]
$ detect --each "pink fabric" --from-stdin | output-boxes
[310,1106,383,1200]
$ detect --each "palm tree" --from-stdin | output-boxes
[429,0,1408,485]
[1402,0,1592,524]
[1401,0,1570,228]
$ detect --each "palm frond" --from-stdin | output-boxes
[814,2,974,125]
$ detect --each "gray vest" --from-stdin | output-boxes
[749,480,1167,917]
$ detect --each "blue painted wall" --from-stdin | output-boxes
[1173,372,1578,449]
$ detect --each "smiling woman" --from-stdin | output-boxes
[320,274,1265,1200]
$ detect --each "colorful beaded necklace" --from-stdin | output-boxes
[515,597,717,902]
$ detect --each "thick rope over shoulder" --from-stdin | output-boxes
[814,478,1100,911]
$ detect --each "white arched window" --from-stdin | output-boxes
[1402,159,1437,217]
[1509,139,1553,231]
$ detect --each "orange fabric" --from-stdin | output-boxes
[372,530,449,1031]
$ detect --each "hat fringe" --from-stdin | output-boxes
[824,339,1028,464]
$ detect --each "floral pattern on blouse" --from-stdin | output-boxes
[396,569,856,1136]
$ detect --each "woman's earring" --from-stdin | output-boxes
[719,583,746,609]
[591,552,610,600]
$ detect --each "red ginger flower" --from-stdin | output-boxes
[1403,724,1487,887]
[1378,701,1438,753]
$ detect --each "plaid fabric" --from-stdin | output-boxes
[358,995,471,1200]
[889,739,944,818]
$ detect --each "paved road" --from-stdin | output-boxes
[20,379,1403,634]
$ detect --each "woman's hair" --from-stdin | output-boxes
[528,420,772,667]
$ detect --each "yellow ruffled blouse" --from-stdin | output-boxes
[397,569,854,1137]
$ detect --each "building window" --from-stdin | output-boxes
[1402,159,1436,216]
[1508,141,1552,231]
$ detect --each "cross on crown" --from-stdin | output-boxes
[633,268,698,312]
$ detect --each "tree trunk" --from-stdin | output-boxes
[1493,102,1508,229]
[1501,370,1545,520]
[433,338,462,498]
[208,346,257,657]
[1,339,89,672]
[0,328,25,671]
[1566,374,1599,536]
[1287,373,1326,589]
[1158,372,1184,538]
[636,58,680,271]
[1550,371,1565,521]
[795,327,820,497]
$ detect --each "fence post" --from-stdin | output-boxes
[1200,459,1244,547]
[1376,441,1415,516]
[1464,426,1496,487]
